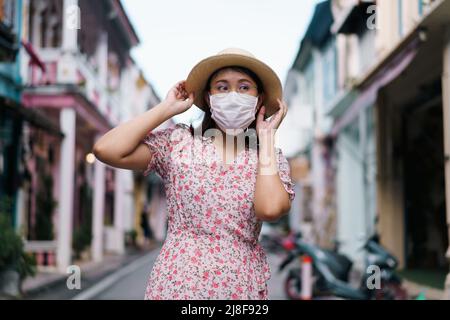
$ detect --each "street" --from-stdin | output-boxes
[26,247,290,300]
[74,251,158,300]
[24,250,157,300]
[93,250,288,300]
[83,249,289,300]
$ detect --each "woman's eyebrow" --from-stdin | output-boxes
[238,79,253,83]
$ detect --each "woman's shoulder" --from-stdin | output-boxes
[144,122,192,146]
[153,122,191,137]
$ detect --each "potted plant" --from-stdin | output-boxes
[72,182,93,261]
[0,211,36,299]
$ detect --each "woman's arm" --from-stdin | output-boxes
[253,99,291,222]
[93,80,194,171]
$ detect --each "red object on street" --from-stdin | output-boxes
[282,238,295,251]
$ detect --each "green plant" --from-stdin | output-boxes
[35,173,57,241]
[72,224,92,260]
[0,197,36,280]
[72,182,93,260]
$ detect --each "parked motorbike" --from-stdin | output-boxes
[259,226,287,254]
[278,231,408,300]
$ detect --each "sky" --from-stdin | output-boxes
[122,0,320,124]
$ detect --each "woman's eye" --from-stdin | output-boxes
[217,85,228,91]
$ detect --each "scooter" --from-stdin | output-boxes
[278,232,408,300]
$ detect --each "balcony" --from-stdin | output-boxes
[24,46,121,126]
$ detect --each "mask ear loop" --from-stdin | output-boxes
[246,98,259,134]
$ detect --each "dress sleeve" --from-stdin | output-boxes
[275,147,296,202]
[141,122,191,181]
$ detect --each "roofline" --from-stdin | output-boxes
[111,0,140,47]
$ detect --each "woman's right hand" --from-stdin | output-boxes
[94,80,194,173]
[161,80,195,118]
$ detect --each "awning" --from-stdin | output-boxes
[0,22,18,61]
[292,0,334,71]
[331,31,422,136]
[331,1,375,35]
[0,96,64,138]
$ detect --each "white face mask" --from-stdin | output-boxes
[209,91,259,135]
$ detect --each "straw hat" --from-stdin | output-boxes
[185,48,283,117]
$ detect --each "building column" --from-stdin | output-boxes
[62,0,79,51]
[113,169,125,254]
[442,25,450,300]
[56,108,76,273]
[92,136,106,262]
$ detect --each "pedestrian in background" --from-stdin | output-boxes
[140,204,154,247]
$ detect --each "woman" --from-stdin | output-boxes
[93,48,296,300]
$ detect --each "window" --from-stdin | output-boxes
[301,58,315,107]
[35,0,62,48]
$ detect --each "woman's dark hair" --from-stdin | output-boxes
[188,66,265,150]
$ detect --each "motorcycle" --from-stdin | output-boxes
[278,231,408,300]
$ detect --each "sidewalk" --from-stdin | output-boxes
[22,242,160,298]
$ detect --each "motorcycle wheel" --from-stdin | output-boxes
[374,280,408,300]
[284,269,303,300]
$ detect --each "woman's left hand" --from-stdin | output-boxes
[256,98,288,137]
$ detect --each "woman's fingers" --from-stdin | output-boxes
[186,92,195,106]
[271,102,283,122]
[266,99,287,128]
[277,98,288,119]
[270,111,282,127]
[172,80,189,100]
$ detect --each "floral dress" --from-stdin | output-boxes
[142,122,295,300]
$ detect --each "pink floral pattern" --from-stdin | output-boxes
[141,123,295,300]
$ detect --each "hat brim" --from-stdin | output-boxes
[185,54,283,118]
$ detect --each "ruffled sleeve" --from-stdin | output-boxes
[141,122,190,181]
[275,147,296,202]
